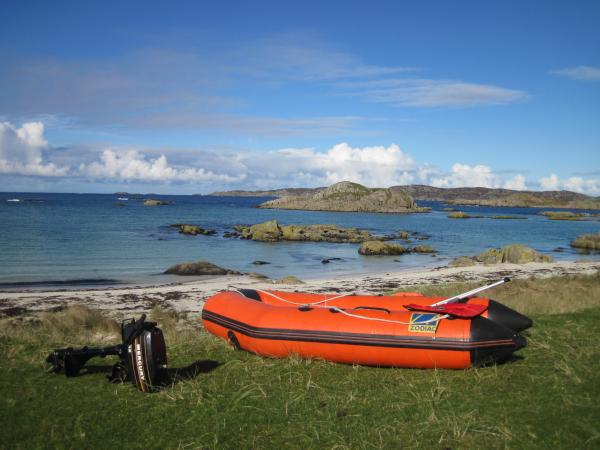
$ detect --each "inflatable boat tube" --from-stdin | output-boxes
[235,289,532,332]
[202,291,526,369]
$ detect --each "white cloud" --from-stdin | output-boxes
[553,66,600,81]
[538,173,600,195]
[503,175,527,190]
[539,173,559,190]
[427,166,527,191]
[2,120,598,196]
[339,78,527,108]
[79,149,245,183]
[417,165,437,183]
[240,142,415,188]
[562,176,600,195]
[0,121,69,176]
[429,163,500,188]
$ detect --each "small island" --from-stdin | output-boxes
[258,181,428,214]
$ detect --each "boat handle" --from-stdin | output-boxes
[352,306,391,314]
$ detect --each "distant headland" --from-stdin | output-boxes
[211,182,600,210]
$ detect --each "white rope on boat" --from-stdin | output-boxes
[235,289,448,326]
[251,288,351,306]
[325,306,449,325]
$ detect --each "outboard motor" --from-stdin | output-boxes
[46,314,167,393]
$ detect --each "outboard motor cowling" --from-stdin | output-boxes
[46,314,168,393]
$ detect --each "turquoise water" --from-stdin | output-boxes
[0,192,598,288]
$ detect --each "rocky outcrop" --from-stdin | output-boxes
[447,244,553,267]
[321,257,342,264]
[144,199,170,206]
[259,181,427,213]
[170,224,216,235]
[359,241,408,256]
[275,275,305,285]
[247,272,269,280]
[236,220,374,243]
[359,240,437,255]
[448,256,476,267]
[571,232,600,251]
[240,220,282,241]
[412,245,435,254]
[164,261,239,276]
[475,244,554,264]
[398,231,411,240]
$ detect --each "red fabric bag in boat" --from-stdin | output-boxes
[403,302,487,318]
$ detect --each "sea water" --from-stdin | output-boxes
[0,192,598,288]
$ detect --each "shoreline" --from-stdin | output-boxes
[2,260,599,318]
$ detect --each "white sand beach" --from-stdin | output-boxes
[2,260,599,317]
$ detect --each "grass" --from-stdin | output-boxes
[392,272,600,316]
[2,274,600,449]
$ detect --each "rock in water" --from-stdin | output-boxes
[170,224,216,235]
[242,220,282,241]
[258,181,427,213]
[412,245,436,253]
[358,240,409,256]
[571,231,600,250]
[164,261,239,275]
[502,244,553,263]
[475,244,553,264]
[144,199,170,206]
[540,211,588,221]
[236,220,373,243]
[448,211,483,219]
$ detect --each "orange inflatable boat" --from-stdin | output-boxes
[202,282,528,369]
[233,287,533,332]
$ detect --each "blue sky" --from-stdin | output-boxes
[0,0,599,194]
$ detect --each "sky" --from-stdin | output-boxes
[0,0,599,195]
